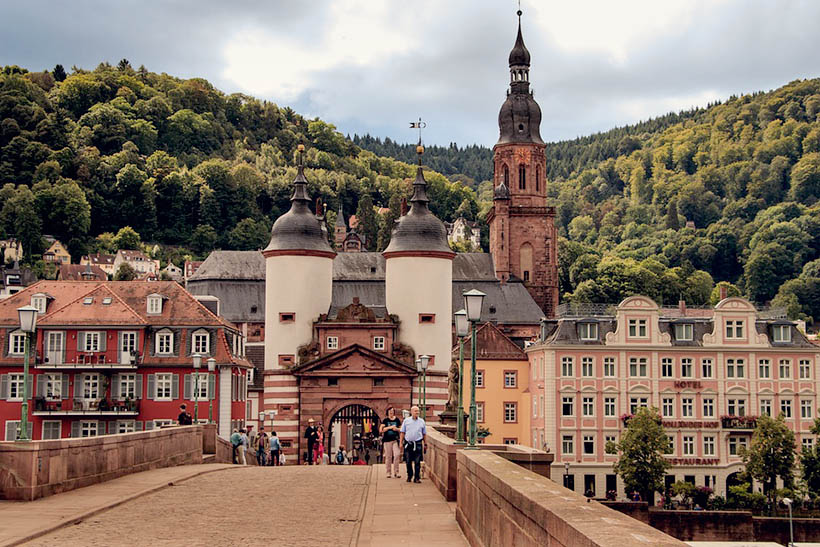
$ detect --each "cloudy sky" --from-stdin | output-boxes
[3,0,820,146]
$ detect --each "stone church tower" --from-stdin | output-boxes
[487,10,559,317]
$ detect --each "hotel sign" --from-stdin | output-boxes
[674,381,702,389]
[662,420,719,429]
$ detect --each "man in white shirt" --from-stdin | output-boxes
[399,405,427,483]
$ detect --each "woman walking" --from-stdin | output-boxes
[380,407,402,478]
[314,425,325,464]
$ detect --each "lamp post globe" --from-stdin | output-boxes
[206,358,216,423]
[463,289,485,322]
[16,305,38,442]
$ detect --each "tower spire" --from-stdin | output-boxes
[408,118,430,205]
[291,143,310,203]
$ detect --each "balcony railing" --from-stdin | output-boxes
[721,415,758,429]
[32,397,140,415]
[36,350,141,369]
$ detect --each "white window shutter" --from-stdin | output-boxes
[171,374,179,400]
[135,374,143,399]
[0,374,9,399]
[71,421,81,438]
[146,374,155,400]
[5,421,16,441]
[100,332,107,352]
[145,421,155,430]
[78,332,86,351]
[61,374,70,399]
[36,375,46,397]
[111,374,120,400]
[183,374,192,400]
[208,373,216,400]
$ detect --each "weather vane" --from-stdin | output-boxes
[409,117,426,145]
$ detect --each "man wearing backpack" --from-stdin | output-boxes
[229,428,241,464]
[336,445,347,465]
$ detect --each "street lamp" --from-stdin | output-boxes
[564,461,571,489]
[463,289,485,448]
[419,354,430,420]
[192,354,202,424]
[16,305,38,442]
[453,309,468,444]
[783,497,794,547]
[415,358,422,408]
[207,358,216,423]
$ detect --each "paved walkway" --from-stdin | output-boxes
[356,463,468,546]
[0,463,232,546]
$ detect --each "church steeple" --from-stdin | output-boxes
[497,9,543,146]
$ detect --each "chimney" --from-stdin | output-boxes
[719,284,728,301]
[678,299,686,316]
[400,198,408,216]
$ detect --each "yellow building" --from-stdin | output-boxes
[43,239,71,264]
[456,322,530,445]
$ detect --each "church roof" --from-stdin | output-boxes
[508,13,531,67]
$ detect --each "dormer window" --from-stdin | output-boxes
[725,320,744,339]
[147,295,163,315]
[772,324,791,343]
[628,318,647,338]
[155,329,173,355]
[674,323,693,341]
[31,295,47,314]
[578,322,598,341]
[192,329,210,354]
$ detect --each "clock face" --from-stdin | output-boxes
[514,149,531,164]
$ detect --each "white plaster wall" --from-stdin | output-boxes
[218,368,231,439]
[264,255,333,370]
[385,256,452,373]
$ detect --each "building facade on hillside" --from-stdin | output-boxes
[0,281,250,441]
[113,250,159,277]
[80,253,116,277]
[0,240,23,264]
[446,217,481,249]
[526,294,818,499]
[333,206,366,252]
[487,12,559,317]
[43,240,71,264]
[184,261,203,284]
[0,263,37,299]
[457,322,531,445]
[162,261,183,282]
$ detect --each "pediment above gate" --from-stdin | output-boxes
[292,343,417,377]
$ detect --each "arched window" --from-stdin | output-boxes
[519,164,526,190]
[520,243,533,283]
[503,164,509,186]
[535,165,541,192]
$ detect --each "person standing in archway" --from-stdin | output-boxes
[304,418,319,465]
[380,407,402,478]
[400,405,427,483]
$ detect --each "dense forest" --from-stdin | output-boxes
[545,79,820,324]
[1,61,819,323]
[0,61,480,276]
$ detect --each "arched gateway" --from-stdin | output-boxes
[328,403,380,462]
[291,343,416,464]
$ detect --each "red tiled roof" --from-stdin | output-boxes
[57,264,107,281]
[82,253,115,265]
[38,285,145,326]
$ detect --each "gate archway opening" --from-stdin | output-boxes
[328,404,381,465]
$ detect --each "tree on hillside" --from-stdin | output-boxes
[51,64,67,82]
[355,193,378,251]
[190,224,218,256]
[709,281,742,305]
[800,416,820,499]
[742,414,796,506]
[607,407,671,504]
[114,263,136,281]
[228,218,269,250]
[664,199,680,230]
[112,226,141,251]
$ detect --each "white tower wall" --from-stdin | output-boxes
[385,256,452,373]
[264,254,333,370]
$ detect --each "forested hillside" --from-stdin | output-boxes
[0,61,479,273]
[548,79,820,324]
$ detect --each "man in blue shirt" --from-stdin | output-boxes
[399,405,427,483]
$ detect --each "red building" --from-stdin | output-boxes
[0,281,251,441]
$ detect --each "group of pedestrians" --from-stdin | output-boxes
[230,427,283,466]
[303,419,328,464]
[380,405,427,483]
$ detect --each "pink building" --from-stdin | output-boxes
[526,295,818,499]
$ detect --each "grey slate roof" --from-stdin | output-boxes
[187,250,544,326]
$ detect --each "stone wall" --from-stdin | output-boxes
[602,502,820,545]
[0,425,205,500]
[426,428,553,502]
[456,449,685,547]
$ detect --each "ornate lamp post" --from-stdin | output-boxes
[564,461,571,488]
[419,354,430,420]
[16,305,38,442]
[453,309,468,444]
[192,354,202,424]
[415,358,422,408]
[207,358,216,423]
[463,289,485,448]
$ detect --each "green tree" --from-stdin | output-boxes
[0,184,43,260]
[112,226,141,250]
[800,417,820,498]
[709,281,742,305]
[35,180,91,246]
[228,218,270,250]
[114,263,137,281]
[789,152,820,204]
[608,407,671,503]
[664,199,680,230]
[51,64,67,82]
[189,224,218,256]
[742,414,796,506]
[355,193,378,251]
